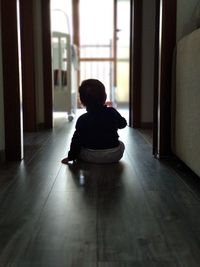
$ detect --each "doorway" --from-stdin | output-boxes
[78,0,130,121]
[50,0,78,122]
[1,0,177,161]
[50,0,130,122]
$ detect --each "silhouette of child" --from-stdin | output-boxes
[61,79,127,164]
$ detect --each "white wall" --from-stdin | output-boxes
[175,28,200,177]
[174,0,200,177]
[141,0,155,124]
[176,0,200,41]
[0,7,5,152]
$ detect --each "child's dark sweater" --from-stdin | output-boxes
[68,106,127,160]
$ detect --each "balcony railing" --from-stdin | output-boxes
[79,43,114,102]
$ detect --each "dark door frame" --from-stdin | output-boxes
[153,0,177,158]
[1,0,53,161]
[41,0,53,129]
[20,0,37,132]
[129,0,177,158]
[1,0,24,160]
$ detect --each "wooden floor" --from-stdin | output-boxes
[0,112,200,266]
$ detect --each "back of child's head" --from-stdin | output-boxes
[79,79,107,110]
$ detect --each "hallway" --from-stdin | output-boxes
[0,113,200,266]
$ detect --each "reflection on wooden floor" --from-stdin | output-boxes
[0,112,200,266]
[138,128,153,145]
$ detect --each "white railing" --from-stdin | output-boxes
[79,43,114,102]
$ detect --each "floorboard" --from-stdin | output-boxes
[0,112,200,266]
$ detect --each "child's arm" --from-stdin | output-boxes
[61,130,81,164]
[67,129,82,161]
[64,117,84,163]
[118,116,127,129]
[111,108,127,129]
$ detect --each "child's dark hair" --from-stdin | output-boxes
[79,79,107,109]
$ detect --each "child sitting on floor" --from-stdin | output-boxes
[61,79,127,164]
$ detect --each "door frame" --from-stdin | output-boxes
[41,0,53,129]
[1,0,24,160]
[129,0,142,128]
[129,0,177,157]
[153,0,177,158]
[20,0,37,132]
